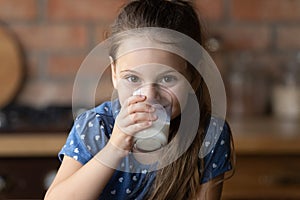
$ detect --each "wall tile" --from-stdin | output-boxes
[12,24,88,51]
[47,0,128,22]
[0,0,37,21]
[231,0,300,22]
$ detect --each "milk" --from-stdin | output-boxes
[134,121,170,152]
[134,103,170,152]
[132,86,172,152]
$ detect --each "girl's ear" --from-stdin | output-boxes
[110,56,118,89]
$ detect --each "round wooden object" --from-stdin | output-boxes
[0,26,24,108]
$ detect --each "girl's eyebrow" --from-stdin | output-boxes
[120,69,180,75]
[119,69,142,75]
[160,69,179,74]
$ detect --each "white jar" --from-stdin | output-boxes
[272,60,300,120]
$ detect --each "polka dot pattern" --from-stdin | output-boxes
[58,101,232,199]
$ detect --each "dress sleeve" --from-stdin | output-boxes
[58,124,93,165]
[200,120,232,184]
[58,108,111,165]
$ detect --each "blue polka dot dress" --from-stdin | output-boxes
[59,100,232,199]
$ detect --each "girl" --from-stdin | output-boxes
[45,0,234,199]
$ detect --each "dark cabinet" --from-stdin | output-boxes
[0,157,60,199]
[0,134,65,199]
[223,118,300,200]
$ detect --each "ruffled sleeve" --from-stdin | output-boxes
[58,108,110,164]
[58,124,93,165]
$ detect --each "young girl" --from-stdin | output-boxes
[45,0,234,199]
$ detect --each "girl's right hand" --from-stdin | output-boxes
[109,95,157,154]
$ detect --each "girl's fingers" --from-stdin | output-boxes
[117,112,157,129]
[109,120,152,153]
[125,96,156,119]
[127,102,155,114]
[126,95,146,106]
[111,95,158,151]
[129,112,157,124]
[122,121,153,136]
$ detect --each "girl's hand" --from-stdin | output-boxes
[109,95,157,153]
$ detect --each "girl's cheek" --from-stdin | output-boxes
[115,86,132,106]
[170,93,188,119]
[170,83,190,101]
[115,79,142,106]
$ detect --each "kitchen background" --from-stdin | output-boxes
[0,0,300,118]
[0,0,300,199]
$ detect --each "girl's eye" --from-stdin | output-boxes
[160,75,177,84]
[126,75,140,83]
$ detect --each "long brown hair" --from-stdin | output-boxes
[109,0,229,199]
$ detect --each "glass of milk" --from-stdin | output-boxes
[132,85,172,152]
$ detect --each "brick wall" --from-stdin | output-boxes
[0,0,299,117]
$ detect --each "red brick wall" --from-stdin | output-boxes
[0,0,299,117]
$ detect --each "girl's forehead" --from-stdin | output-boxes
[115,49,187,73]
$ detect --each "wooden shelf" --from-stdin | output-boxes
[229,117,300,155]
[0,133,67,157]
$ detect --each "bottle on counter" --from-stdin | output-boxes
[272,54,300,120]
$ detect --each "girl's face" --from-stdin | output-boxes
[111,49,197,119]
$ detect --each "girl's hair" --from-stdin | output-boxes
[109,0,232,199]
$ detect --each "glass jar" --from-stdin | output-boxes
[272,58,300,120]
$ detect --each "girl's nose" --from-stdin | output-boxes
[134,84,172,107]
[142,84,159,101]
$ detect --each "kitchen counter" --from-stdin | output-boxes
[0,133,67,157]
[0,117,299,157]
[229,117,300,155]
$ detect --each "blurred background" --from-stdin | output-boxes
[0,0,300,199]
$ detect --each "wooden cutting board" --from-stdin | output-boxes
[0,24,25,109]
